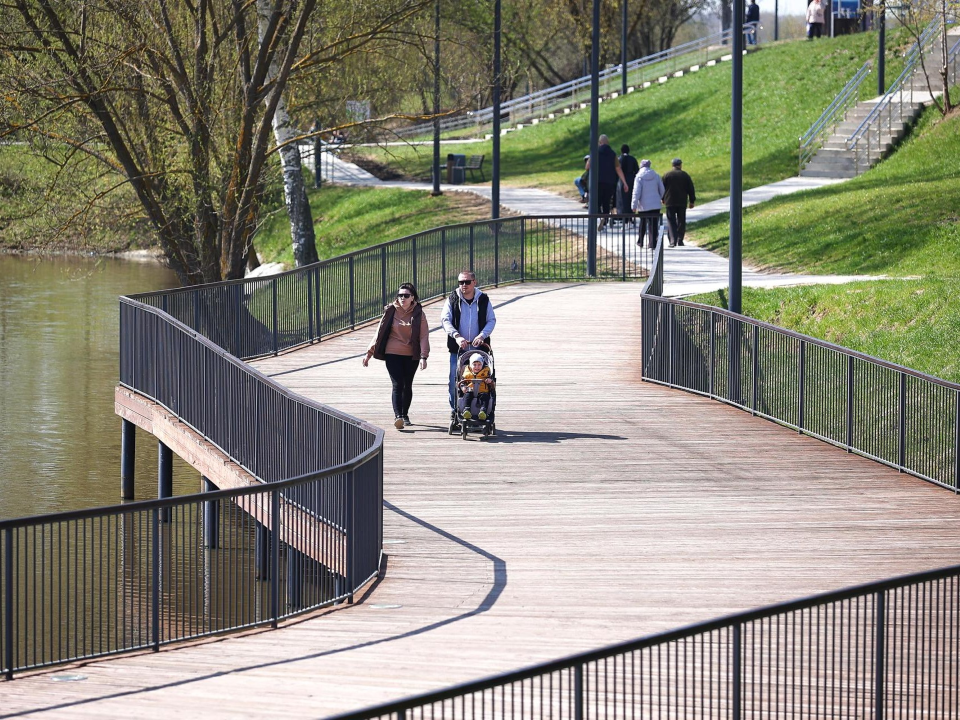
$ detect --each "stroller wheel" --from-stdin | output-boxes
[461,425,468,440]
[448,421,457,435]
[491,423,496,436]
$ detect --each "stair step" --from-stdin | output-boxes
[800,168,860,178]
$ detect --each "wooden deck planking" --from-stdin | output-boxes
[3,281,960,718]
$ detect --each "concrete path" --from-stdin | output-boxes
[315,152,877,297]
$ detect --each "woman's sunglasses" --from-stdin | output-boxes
[397,293,412,299]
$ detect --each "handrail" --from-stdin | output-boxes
[0,212,649,679]
[846,15,958,171]
[327,562,960,720]
[396,23,761,138]
[798,61,871,172]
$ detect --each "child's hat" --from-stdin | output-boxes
[470,353,485,365]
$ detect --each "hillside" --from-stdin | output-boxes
[356,30,909,203]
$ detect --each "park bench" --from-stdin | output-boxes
[465,154,485,181]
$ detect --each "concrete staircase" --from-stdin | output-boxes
[801,26,959,179]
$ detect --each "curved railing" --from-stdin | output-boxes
[0,213,647,679]
[640,237,960,491]
[329,563,960,719]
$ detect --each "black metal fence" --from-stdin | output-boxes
[129,215,651,360]
[327,564,960,719]
[639,238,960,491]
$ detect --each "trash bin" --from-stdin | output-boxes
[446,153,466,185]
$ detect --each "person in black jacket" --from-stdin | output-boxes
[617,145,640,220]
[661,158,696,247]
[746,0,760,45]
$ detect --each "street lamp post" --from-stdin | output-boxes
[622,0,629,97]
[492,0,501,220]
[587,0,601,277]
[730,0,744,314]
[878,2,886,94]
[432,0,442,196]
[775,0,779,40]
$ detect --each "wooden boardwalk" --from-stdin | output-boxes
[4,282,960,718]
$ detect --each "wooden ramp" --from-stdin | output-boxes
[5,282,960,718]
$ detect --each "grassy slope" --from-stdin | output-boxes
[688,100,960,382]
[356,31,907,202]
[254,185,493,265]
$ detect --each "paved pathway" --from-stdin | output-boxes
[6,283,960,718]
[315,153,876,296]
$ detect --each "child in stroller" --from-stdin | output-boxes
[460,353,493,421]
[450,348,497,438]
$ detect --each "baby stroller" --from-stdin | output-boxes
[449,346,497,440]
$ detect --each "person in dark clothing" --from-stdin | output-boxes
[617,145,640,220]
[746,0,760,45]
[661,158,696,247]
[585,135,628,231]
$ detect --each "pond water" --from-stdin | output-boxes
[0,254,201,521]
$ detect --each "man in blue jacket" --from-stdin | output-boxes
[441,271,497,420]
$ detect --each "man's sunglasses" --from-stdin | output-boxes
[458,279,474,285]
[397,293,412,299]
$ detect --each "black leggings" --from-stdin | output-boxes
[385,353,418,417]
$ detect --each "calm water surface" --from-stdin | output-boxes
[0,254,200,520]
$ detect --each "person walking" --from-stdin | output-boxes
[617,145,640,220]
[662,158,696,247]
[586,135,628,232]
[574,155,590,204]
[630,159,665,249]
[746,0,760,45]
[363,283,429,429]
[441,271,497,421]
[806,0,825,39]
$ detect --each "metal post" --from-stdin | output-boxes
[346,470,356,604]
[307,269,315,341]
[574,664,584,720]
[4,528,13,679]
[621,0,629,97]
[520,219,526,281]
[898,373,907,470]
[709,315,716,398]
[733,623,742,720]
[469,225,475,271]
[775,0,779,40]
[955,391,960,491]
[121,418,136,500]
[380,246,387,308]
[878,4,886,95]
[846,354,854,451]
[587,0,601,277]
[875,591,885,719]
[152,508,160,651]
[348,256,356,329]
[440,228,447,288]
[270,489,281,627]
[492,0,502,220]
[158,441,172,523]
[412,238,419,287]
[729,0,744,314]
[234,283,242,357]
[668,304,675,387]
[203,477,219,550]
[432,0,442,197]
[494,224,500,286]
[799,340,806,432]
[751,325,759,414]
[256,523,270,580]
[287,547,303,610]
[271,278,279,355]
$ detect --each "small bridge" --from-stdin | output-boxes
[4,243,960,715]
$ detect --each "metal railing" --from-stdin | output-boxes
[847,16,959,172]
[639,236,960,491]
[0,298,384,678]
[396,24,760,139]
[798,61,871,173]
[130,214,651,360]
[0,213,647,679]
[328,563,960,719]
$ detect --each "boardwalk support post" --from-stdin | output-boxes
[256,524,271,581]
[574,663,584,720]
[203,477,219,550]
[272,278,279,355]
[121,418,136,500]
[271,489,281,628]
[733,623,742,720]
[152,508,161,652]
[347,470,356,604]
[158,441,172,523]
[846,354,854,451]
[898,372,907,470]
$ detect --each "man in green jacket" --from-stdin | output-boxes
[661,158,696,247]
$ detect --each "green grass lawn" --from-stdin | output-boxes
[355,31,908,202]
[686,98,960,382]
[690,98,960,277]
[253,185,494,265]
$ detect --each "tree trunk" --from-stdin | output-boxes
[257,0,320,267]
